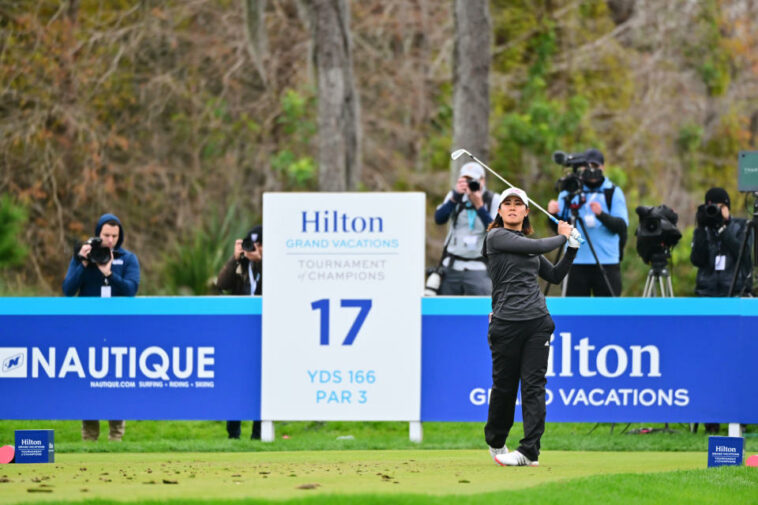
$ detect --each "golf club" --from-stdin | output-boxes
[451,148,584,243]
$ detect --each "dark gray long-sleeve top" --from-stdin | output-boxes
[484,227,578,321]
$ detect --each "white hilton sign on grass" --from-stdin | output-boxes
[262,193,425,425]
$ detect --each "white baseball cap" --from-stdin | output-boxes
[500,187,529,207]
[459,162,485,180]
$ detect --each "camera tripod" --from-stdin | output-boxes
[728,191,758,297]
[642,252,675,297]
[545,205,616,297]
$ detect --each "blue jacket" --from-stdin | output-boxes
[62,213,140,297]
[556,178,629,264]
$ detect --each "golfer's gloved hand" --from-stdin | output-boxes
[567,228,582,249]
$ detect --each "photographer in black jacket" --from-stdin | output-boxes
[217,225,263,440]
[691,188,753,297]
[690,188,753,433]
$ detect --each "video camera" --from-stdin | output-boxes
[74,237,111,265]
[552,151,585,195]
[635,205,682,265]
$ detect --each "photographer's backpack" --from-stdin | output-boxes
[604,185,628,261]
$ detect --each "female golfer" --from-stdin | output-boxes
[483,187,580,466]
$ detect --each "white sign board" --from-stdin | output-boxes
[262,193,424,421]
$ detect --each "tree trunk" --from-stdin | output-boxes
[311,0,361,191]
[451,0,491,185]
[243,0,268,87]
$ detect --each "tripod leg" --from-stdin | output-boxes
[659,275,666,298]
[666,274,674,297]
[728,223,751,297]
[577,218,616,296]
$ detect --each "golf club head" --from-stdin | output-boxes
[450,149,471,161]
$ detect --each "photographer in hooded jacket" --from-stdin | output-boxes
[690,188,752,434]
[216,225,263,440]
[433,162,500,295]
[691,187,753,297]
[62,213,140,442]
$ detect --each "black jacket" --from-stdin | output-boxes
[690,217,752,296]
[217,256,262,295]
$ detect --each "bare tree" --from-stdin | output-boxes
[310,0,362,190]
[451,0,490,184]
[243,0,268,87]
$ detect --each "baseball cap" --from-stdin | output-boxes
[247,225,262,244]
[500,187,529,207]
[585,148,605,166]
[460,162,485,180]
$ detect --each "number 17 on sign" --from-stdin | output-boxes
[310,299,372,346]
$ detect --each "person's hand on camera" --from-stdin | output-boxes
[567,228,582,249]
[453,177,468,200]
[557,220,572,238]
[78,244,91,267]
[234,239,244,260]
[590,201,602,216]
[96,250,113,277]
[548,199,559,215]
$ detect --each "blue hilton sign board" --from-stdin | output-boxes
[707,436,744,467]
[14,430,54,464]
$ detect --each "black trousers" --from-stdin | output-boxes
[227,420,261,439]
[484,315,554,462]
[565,264,621,296]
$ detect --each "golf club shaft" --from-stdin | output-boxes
[459,152,558,223]
[452,149,584,244]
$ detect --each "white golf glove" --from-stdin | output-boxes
[567,228,582,249]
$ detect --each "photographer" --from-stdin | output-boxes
[434,162,500,295]
[216,225,262,439]
[691,188,753,297]
[62,213,140,441]
[547,148,628,296]
[690,188,752,434]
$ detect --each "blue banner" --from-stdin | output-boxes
[421,298,758,423]
[2,297,756,423]
[0,298,261,420]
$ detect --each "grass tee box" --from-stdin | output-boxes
[14,429,54,463]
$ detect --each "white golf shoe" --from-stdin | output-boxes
[494,450,539,467]
[488,445,508,463]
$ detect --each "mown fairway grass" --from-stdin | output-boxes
[1,421,756,504]
[3,449,752,505]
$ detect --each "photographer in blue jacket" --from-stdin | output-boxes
[62,212,140,441]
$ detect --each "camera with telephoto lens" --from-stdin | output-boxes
[696,203,724,229]
[241,236,257,253]
[74,237,111,265]
[635,205,682,264]
[467,179,481,192]
[424,266,444,296]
